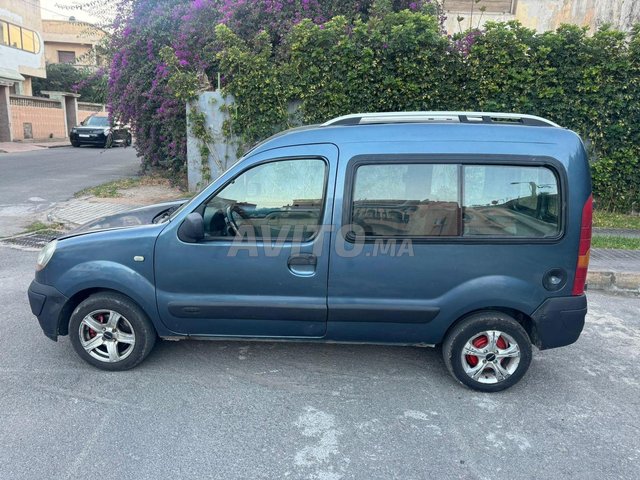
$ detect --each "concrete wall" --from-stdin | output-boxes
[10,95,66,140]
[78,110,94,122]
[0,92,104,142]
[187,91,240,192]
[516,0,640,33]
[443,0,640,33]
[0,85,11,142]
[78,102,105,123]
[41,19,105,67]
[43,41,95,66]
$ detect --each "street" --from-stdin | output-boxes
[1,245,639,479]
[0,146,139,237]
[0,147,639,480]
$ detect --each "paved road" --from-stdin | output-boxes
[1,247,638,480]
[0,146,139,236]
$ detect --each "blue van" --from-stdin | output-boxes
[28,112,592,392]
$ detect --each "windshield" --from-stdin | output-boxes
[84,116,110,127]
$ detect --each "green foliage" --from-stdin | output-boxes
[32,63,106,103]
[187,109,213,185]
[74,177,143,198]
[119,3,639,210]
[216,24,293,156]
[593,210,640,229]
[160,46,214,185]
[160,46,201,103]
[592,148,640,212]
[591,236,640,250]
[212,15,640,212]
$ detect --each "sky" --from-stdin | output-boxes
[40,0,101,24]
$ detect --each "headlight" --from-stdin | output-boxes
[36,239,57,271]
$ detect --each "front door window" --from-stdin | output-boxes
[203,158,327,242]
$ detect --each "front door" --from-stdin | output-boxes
[154,144,338,337]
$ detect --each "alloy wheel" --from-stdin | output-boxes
[460,330,521,384]
[78,309,136,363]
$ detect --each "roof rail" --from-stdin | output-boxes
[323,111,561,128]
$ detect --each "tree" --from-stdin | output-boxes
[32,63,107,103]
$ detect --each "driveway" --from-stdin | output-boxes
[1,246,638,479]
[0,146,139,236]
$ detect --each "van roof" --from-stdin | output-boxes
[323,111,561,128]
[247,112,583,159]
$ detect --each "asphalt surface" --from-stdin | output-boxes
[0,146,139,236]
[1,245,639,479]
[1,144,639,479]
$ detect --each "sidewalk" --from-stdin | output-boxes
[48,180,183,226]
[0,140,71,153]
[588,249,640,294]
[48,199,140,225]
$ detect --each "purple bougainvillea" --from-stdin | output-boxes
[107,0,461,178]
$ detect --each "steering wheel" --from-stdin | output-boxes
[224,204,249,236]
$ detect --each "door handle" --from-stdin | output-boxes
[287,254,317,276]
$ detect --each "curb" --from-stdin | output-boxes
[0,143,70,153]
[41,143,71,149]
[593,227,640,239]
[587,270,640,295]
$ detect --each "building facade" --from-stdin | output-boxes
[0,0,46,96]
[42,19,105,68]
[444,0,640,34]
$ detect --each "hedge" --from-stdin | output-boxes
[214,13,640,212]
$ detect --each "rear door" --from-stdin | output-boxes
[327,155,564,345]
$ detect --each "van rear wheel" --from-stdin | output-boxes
[442,311,532,392]
[69,293,156,371]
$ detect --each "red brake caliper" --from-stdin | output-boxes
[466,334,509,367]
[466,335,488,367]
[88,314,104,338]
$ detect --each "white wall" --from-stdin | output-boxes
[444,0,640,33]
[0,2,46,79]
[516,0,640,33]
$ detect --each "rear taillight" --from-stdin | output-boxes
[572,194,593,295]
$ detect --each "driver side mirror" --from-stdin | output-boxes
[178,212,205,243]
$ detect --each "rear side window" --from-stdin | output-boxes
[350,162,560,239]
[352,164,460,236]
[463,165,559,237]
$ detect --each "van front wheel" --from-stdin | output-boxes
[442,312,532,392]
[69,293,156,371]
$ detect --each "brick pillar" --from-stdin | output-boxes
[0,85,12,142]
[64,96,78,136]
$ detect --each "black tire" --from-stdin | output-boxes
[104,133,113,149]
[125,133,132,147]
[442,311,532,392]
[71,141,80,148]
[69,292,156,371]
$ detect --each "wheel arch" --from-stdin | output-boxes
[441,306,536,347]
[58,287,159,337]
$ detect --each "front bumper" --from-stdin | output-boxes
[70,131,107,145]
[531,295,587,350]
[27,280,68,341]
